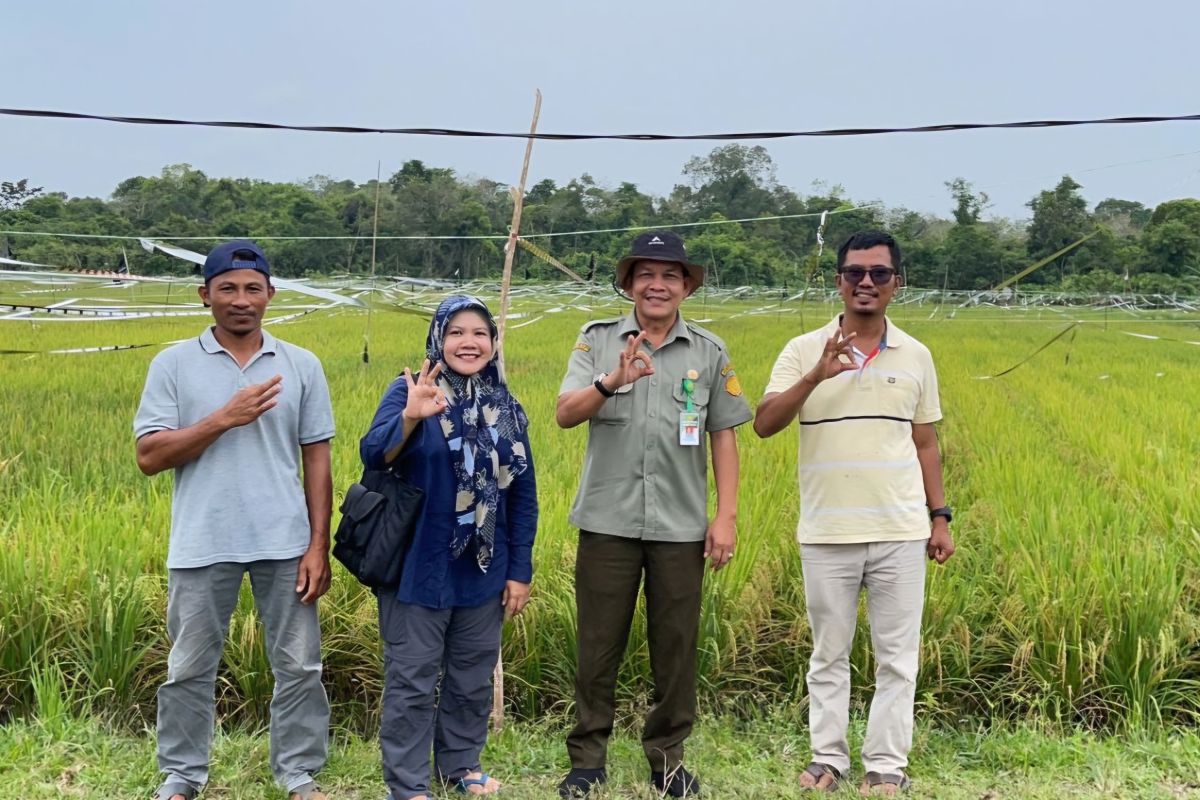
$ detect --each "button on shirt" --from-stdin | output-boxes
[133,327,336,569]
[764,315,941,544]
[560,311,752,542]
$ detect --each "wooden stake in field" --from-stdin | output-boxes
[491,89,542,731]
[363,161,383,364]
[496,89,542,355]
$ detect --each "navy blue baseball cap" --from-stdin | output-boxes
[203,240,271,282]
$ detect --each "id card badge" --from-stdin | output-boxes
[679,411,701,446]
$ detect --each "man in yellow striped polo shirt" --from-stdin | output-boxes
[754,231,955,797]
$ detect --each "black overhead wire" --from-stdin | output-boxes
[1,107,1199,141]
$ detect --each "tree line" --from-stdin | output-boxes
[3,146,1199,293]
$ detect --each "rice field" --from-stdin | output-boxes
[1,279,1198,734]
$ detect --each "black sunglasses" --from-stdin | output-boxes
[838,266,898,285]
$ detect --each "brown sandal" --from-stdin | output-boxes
[859,771,911,796]
[800,762,842,792]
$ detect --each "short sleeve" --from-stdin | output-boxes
[763,338,805,397]
[558,327,597,395]
[299,356,336,444]
[133,351,180,439]
[912,349,942,424]
[705,349,752,431]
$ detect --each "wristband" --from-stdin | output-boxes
[929,506,953,524]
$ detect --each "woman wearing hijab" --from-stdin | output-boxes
[360,295,538,800]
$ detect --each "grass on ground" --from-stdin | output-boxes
[3,711,1199,799]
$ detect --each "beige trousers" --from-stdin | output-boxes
[800,539,927,775]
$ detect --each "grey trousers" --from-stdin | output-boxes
[378,592,504,800]
[801,540,927,775]
[156,557,329,797]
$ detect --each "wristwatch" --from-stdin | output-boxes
[929,506,953,524]
[593,373,616,398]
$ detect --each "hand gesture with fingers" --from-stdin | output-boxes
[611,331,655,388]
[219,374,283,429]
[806,330,859,384]
[402,359,447,421]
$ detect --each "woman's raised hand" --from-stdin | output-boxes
[402,359,448,421]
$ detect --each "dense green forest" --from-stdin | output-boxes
[3,145,1199,292]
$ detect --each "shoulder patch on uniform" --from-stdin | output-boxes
[720,362,735,377]
[573,342,591,353]
[724,375,743,397]
[582,317,622,333]
[686,322,728,352]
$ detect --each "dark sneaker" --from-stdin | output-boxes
[651,766,701,797]
[558,767,607,798]
[155,781,198,800]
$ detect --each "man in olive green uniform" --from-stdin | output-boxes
[555,231,752,798]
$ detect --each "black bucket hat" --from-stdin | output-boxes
[615,230,705,295]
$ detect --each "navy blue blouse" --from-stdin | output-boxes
[359,378,538,610]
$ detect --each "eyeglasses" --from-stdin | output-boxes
[838,267,898,285]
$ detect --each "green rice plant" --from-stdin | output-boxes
[0,533,58,717]
[1,280,1198,733]
[29,658,76,738]
[219,587,273,728]
[62,574,160,725]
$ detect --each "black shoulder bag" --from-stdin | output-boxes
[332,467,424,589]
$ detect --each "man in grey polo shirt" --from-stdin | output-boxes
[134,240,335,800]
[555,231,752,798]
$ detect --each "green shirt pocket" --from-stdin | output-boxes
[594,382,634,424]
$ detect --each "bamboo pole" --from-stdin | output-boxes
[363,162,382,364]
[496,89,542,353]
[492,90,542,731]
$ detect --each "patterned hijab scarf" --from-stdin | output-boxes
[426,295,530,573]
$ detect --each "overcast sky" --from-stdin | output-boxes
[4,0,1199,221]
